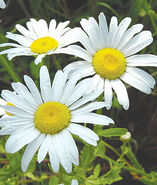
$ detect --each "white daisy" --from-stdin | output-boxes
[0,66,113,173]
[0,0,6,9]
[0,18,77,64]
[63,12,157,110]
[59,179,78,185]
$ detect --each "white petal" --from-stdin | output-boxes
[0,47,31,55]
[5,32,32,47]
[52,71,67,102]
[0,0,6,9]
[118,24,143,50]
[1,90,35,113]
[68,123,99,146]
[108,16,118,48]
[0,43,24,48]
[126,54,157,67]
[71,101,108,115]
[120,72,151,94]
[64,45,92,62]
[121,31,153,57]
[111,79,129,110]
[49,135,60,173]
[69,89,103,110]
[104,79,113,110]
[7,52,34,60]
[15,24,36,40]
[53,21,70,38]
[80,18,102,51]
[54,133,72,173]
[65,78,93,106]
[40,66,52,102]
[24,75,43,105]
[59,74,81,104]
[126,67,156,88]
[21,134,45,172]
[37,19,49,37]
[62,129,79,166]
[0,98,6,105]
[11,82,38,108]
[70,28,96,55]
[37,134,51,163]
[98,12,109,48]
[5,127,40,153]
[49,19,56,34]
[34,54,46,65]
[112,17,131,48]
[71,113,114,125]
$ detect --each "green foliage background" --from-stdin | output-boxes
[0,0,157,184]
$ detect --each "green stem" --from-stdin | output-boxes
[0,56,20,82]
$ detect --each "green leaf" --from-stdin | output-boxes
[98,128,128,138]
[49,176,58,185]
[94,140,106,158]
[93,164,101,178]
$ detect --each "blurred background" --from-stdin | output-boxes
[0,0,157,184]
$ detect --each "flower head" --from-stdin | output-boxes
[0,0,6,9]
[0,66,113,173]
[0,18,77,64]
[63,12,157,110]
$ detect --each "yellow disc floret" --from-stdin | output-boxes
[92,48,126,80]
[34,102,71,135]
[30,37,58,54]
[6,102,15,116]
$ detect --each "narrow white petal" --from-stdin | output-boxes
[126,54,157,67]
[69,89,103,110]
[108,16,118,48]
[112,17,131,48]
[65,78,93,106]
[70,28,96,55]
[24,75,43,105]
[0,43,24,48]
[122,31,153,57]
[37,19,49,37]
[120,72,151,94]
[1,90,35,113]
[71,113,114,125]
[104,79,113,110]
[54,133,72,173]
[11,82,38,108]
[7,52,34,60]
[21,134,45,172]
[59,74,81,104]
[68,123,99,146]
[111,79,129,110]
[126,67,156,88]
[34,54,46,65]
[53,21,70,38]
[0,47,31,55]
[0,98,6,105]
[49,19,56,34]
[49,135,60,173]
[62,129,79,166]
[0,0,6,9]
[98,12,109,48]
[80,18,102,51]
[5,32,32,47]
[15,24,36,40]
[118,24,143,50]
[71,101,108,115]
[5,127,40,153]
[52,71,67,102]
[38,134,51,163]
[64,45,92,62]
[40,66,52,102]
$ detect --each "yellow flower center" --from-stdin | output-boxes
[92,48,126,80]
[34,102,71,135]
[6,102,15,116]
[30,37,58,54]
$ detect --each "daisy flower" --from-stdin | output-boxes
[63,12,157,110]
[0,18,77,64]
[59,179,78,185]
[0,66,113,173]
[0,0,6,9]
